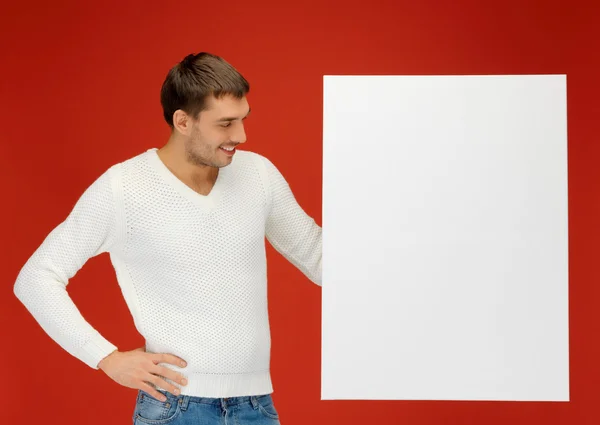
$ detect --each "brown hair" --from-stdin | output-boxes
[160,52,250,127]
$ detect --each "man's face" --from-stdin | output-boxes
[184,94,250,168]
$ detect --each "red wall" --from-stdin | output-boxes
[2,0,599,423]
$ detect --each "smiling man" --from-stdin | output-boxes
[14,52,322,425]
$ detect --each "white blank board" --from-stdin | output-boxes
[321,75,569,401]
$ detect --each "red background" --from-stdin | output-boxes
[2,0,599,423]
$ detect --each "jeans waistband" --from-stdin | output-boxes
[151,389,272,411]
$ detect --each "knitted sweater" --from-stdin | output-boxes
[13,147,322,397]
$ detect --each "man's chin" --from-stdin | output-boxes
[210,158,232,169]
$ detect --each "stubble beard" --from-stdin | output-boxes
[185,131,223,169]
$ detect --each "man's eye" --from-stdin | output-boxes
[220,122,231,128]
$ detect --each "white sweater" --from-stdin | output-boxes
[14,147,322,397]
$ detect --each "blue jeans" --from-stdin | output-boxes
[132,389,281,424]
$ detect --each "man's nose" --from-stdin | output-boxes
[232,123,247,144]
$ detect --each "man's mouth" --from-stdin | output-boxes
[219,145,237,155]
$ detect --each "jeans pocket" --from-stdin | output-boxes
[134,390,182,424]
[256,395,280,420]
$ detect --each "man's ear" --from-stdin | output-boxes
[173,109,192,135]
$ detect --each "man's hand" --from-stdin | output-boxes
[98,347,188,401]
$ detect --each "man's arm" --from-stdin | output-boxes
[13,165,120,369]
[262,156,322,286]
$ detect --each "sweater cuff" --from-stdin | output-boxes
[79,333,118,370]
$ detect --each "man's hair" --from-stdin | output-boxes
[160,52,250,127]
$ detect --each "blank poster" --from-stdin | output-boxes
[321,75,569,401]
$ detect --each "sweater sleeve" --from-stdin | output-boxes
[13,165,121,369]
[262,156,322,286]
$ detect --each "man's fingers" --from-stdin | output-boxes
[146,372,181,396]
[152,353,187,368]
[139,382,168,402]
[151,364,188,386]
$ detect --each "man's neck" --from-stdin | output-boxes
[156,142,219,196]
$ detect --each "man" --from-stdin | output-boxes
[14,52,322,424]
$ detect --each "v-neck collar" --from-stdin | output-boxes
[146,147,231,209]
